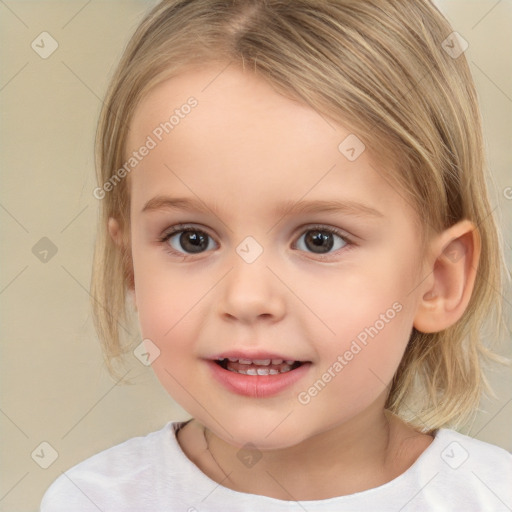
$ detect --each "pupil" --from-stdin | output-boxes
[181,231,207,253]
[306,230,333,254]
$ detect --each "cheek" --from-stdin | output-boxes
[324,302,411,381]
[133,259,207,403]
[131,244,204,344]
[298,304,413,420]
[310,261,416,392]
[318,269,412,346]
[135,273,205,344]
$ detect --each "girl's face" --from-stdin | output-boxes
[125,63,429,449]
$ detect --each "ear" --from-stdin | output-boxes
[108,217,123,247]
[108,217,137,310]
[413,219,481,333]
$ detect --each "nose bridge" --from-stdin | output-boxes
[217,236,285,322]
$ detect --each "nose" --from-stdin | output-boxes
[217,251,286,324]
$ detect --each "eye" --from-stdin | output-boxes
[160,225,217,255]
[159,223,352,259]
[294,225,349,256]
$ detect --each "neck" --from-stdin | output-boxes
[182,403,426,500]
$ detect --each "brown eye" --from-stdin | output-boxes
[163,228,215,254]
[295,227,348,255]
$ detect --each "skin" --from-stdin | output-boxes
[109,62,480,500]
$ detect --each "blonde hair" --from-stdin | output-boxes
[91,0,509,432]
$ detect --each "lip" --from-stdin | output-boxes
[210,350,307,362]
[206,359,311,398]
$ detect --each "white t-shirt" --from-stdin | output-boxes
[40,420,512,511]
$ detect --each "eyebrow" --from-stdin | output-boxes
[141,195,384,219]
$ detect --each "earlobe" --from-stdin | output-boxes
[413,220,481,334]
[108,217,123,247]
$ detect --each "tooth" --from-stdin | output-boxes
[246,368,258,375]
[256,368,270,375]
[271,359,283,364]
[285,360,295,365]
[239,358,252,364]
[253,359,271,365]
[269,369,279,375]
[280,365,291,373]
[228,357,238,362]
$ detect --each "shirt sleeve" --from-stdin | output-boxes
[40,473,103,512]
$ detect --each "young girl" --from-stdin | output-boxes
[41,0,511,510]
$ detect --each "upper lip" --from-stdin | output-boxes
[209,351,309,362]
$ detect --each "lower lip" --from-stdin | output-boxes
[206,360,311,398]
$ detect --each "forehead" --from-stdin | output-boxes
[128,62,335,154]
[125,63,405,220]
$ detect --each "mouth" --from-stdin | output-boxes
[207,354,312,397]
[214,357,306,375]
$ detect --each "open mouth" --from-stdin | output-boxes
[214,358,305,375]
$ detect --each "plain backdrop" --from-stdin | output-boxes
[1,1,511,510]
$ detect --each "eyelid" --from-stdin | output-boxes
[294,223,353,242]
[159,223,214,240]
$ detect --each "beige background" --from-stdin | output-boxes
[1,1,511,510]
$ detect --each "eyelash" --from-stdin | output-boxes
[158,223,353,260]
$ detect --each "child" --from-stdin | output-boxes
[41,0,512,510]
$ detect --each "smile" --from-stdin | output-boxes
[215,358,304,375]
[208,358,311,398]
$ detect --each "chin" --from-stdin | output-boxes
[214,416,309,451]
